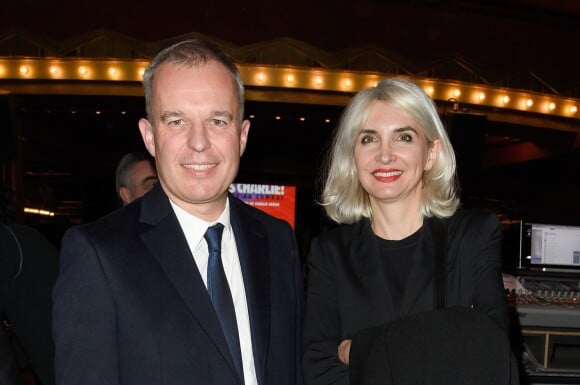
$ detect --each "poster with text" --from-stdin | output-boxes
[230,183,296,228]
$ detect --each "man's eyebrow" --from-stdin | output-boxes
[209,110,234,120]
[160,110,185,122]
[158,110,235,123]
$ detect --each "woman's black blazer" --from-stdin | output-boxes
[302,210,509,385]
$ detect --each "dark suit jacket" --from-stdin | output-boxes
[52,185,304,385]
[1,224,59,385]
[302,210,509,385]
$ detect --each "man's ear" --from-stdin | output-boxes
[119,187,132,206]
[239,119,250,156]
[139,118,156,157]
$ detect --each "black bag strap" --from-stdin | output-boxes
[434,218,447,309]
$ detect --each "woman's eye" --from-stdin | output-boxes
[398,133,413,142]
[361,135,375,144]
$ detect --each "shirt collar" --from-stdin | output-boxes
[169,198,232,245]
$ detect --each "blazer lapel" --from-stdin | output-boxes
[229,196,269,385]
[138,185,240,380]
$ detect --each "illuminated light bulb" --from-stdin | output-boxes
[138,68,145,77]
[275,116,281,120]
[344,79,352,88]
[96,110,102,115]
[286,74,294,83]
[502,96,510,104]
[23,207,55,216]
[477,92,485,102]
[548,102,556,111]
[453,89,461,97]
[325,118,331,123]
[249,114,255,119]
[121,111,127,115]
[526,99,533,107]
[19,66,29,75]
[299,117,306,121]
[256,72,265,82]
[424,86,434,95]
[315,76,323,86]
[570,105,578,114]
[108,68,117,76]
[79,66,88,76]
[49,66,59,75]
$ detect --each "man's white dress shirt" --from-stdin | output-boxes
[171,199,258,385]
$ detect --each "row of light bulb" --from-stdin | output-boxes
[1,59,578,117]
[435,87,577,114]
[12,63,145,79]
[252,70,578,116]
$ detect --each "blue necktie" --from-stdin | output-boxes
[205,223,244,381]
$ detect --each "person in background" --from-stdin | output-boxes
[52,39,304,385]
[1,185,58,385]
[302,78,515,384]
[115,152,158,206]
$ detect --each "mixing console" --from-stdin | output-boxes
[506,275,580,328]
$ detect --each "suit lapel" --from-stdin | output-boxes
[138,186,240,380]
[229,196,269,385]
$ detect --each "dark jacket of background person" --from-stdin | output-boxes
[0,323,23,385]
[302,210,510,385]
[1,221,58,385]
[52,184,304,385]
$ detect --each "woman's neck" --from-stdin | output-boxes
[370,200,423,240]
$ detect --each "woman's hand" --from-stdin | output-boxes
[338,339,352,365]
[502,273,526,292]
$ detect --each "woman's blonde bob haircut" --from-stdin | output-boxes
[321,78,460,224]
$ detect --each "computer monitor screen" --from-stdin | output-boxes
[519,221,580,272]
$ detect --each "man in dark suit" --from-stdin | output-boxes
[1,185,58,385]
[52,39,304,385]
